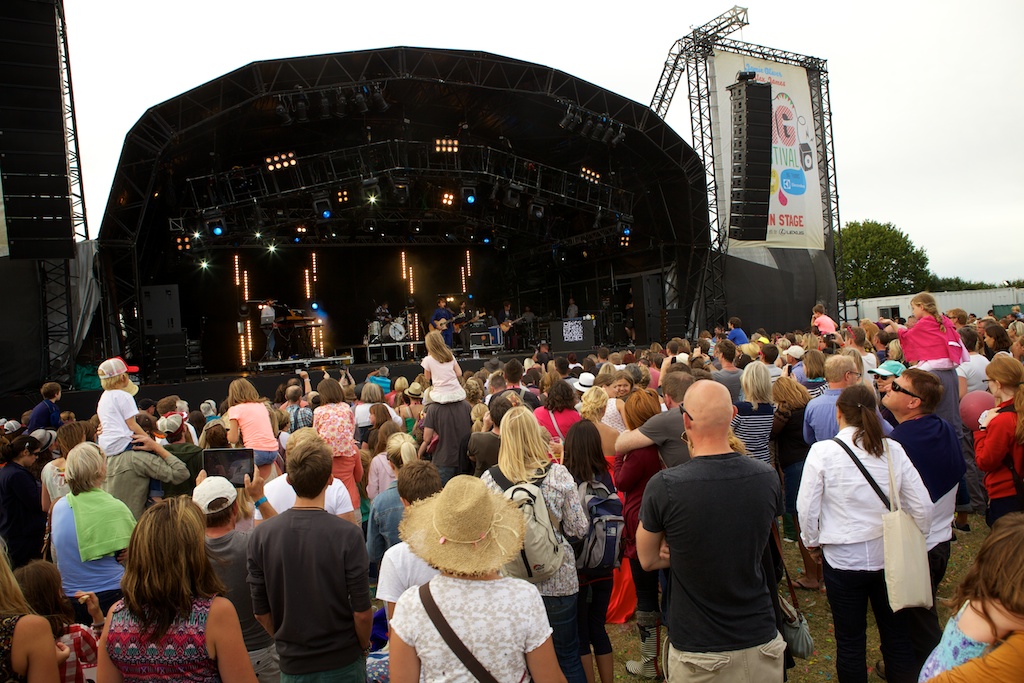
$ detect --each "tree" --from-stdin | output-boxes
[837,220,932,299]
[927,275,994,292]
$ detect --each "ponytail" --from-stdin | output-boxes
[0,435,39,464]
[836,384,884,457]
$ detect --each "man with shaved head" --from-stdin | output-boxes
[636,380,785,682]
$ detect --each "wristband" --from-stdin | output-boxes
[254,496,269,508]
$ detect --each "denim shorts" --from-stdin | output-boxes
[254,449,279,466]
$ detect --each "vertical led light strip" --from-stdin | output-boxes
[246,319,253,352]
[311,252,318,282]
[234,253,240,286]
[408,267,415,295]
[304,269,311,300]
[243,271,250,301]
[465,250,472,277]
[401,251,407,280]
[413,312,420,341]
[461,266,466,294]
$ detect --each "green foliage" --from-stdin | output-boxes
[927,275,995,292]
[837,220,932,299]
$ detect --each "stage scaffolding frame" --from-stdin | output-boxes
[648,7,841,331]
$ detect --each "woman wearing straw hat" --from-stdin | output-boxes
[389,475,565,683]
[481,406,589,683]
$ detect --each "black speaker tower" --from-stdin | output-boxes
[727,77,772,241]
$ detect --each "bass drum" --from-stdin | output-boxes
[386,321,406,341]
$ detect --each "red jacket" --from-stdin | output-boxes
[975,399,1024,501]
[614,445,663,559]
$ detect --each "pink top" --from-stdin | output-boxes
[897,315,960,364]
[421,355,462,398]
[534,406,582,441]
[226,402,279,451]
[648,367,660,390]
[813,314,837,335]
[367,451,396,500]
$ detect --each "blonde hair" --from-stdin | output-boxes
[386,432,418,468]
[496,406,551,484]
[65,442,107,495]
[772,376,811,413]
[887,339,904,363]
[911,292,944,328]
[227,378,260,406]
[425,331,454,363]
[0,541,32,617]
[596,362,616,379]
[738,343,760,360]
[470,402,489,432]
[840,347,865,377]
[986,355,1024,445]
[740,362,773,410]
[100,374,129,392]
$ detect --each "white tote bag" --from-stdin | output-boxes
[882,448,933,612]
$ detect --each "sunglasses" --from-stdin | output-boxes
[890,381,922,400]
[679,406,695,423]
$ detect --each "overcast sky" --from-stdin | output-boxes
[63,0,1023,283]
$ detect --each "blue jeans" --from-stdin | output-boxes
[436,466,459,487]
[543,594,588,683]
[823,558,917,683]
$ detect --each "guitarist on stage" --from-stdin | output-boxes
[496,300,520,350]
[430,296,455,347]
[455,300,482,355]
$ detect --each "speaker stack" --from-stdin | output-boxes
[727,76,772,241]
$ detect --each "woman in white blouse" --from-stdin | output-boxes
[797,384,931,683]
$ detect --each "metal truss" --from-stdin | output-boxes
[37,1,88,386]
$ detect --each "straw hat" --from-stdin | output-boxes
[404,382,424,399]
[400,475,525,576]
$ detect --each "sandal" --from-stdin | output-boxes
[793,576,821,591]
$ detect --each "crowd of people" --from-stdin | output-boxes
[0,296,1023,682]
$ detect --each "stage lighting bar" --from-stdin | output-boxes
[461,266,466,294]
[246,319,253,352]
[304,269,311,300]
[581,167,601,184]
[243,271,250,301]
[413,312,420,341]
[465,250,472,277]
[175,236,191,251]
[441,191,454,207]
[265,152,297,171]
[435,138,459,153]
[239,335,247,367]
[401,251,407,280]
[337,189,349,203]
[408,267,415,295]
[233,254,240,286]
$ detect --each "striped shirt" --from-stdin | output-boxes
[731,402,776,465]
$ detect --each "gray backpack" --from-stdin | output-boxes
[488,465,565,583]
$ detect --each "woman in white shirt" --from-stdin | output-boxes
[797,384,931,683]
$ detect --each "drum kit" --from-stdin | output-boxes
[368,316,407,342]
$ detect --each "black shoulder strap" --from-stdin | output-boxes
[832,438,890,509]
[488,465,514,491]
[419,583,500,683]
[992,406,1024,503]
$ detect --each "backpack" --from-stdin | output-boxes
[570,479,624,571]
[488,465,565,583]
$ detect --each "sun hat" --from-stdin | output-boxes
[868,360,906,378]
[192,476,238,514]
[575,372,595,390]
[399,474,525,576]
[404,382,423,399]
[30,429,57,451]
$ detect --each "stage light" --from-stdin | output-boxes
[558,107,575,129]
[275,99,292,126]
[268,244,277,253]
[592,120,606,141]
[265,151,297,171]
[580,117,594,137]
[200,260,209,269]
[392,178,410,205]
[193,231,201,240]
[353,90,369,114]
[255,232,261,239]
[601,125,615,144]
[610,126,626,147]
[483,237,491,244]
[434,138,459,153]
[311,301,319,311]
[527,200,545,221]
[334,89,347,118]
[581,167,601,184]
[337,189,349,203]
[313,197,332,219]
[461,185,477,204]
[319,93,331,120]
[295,95,309,123]
[441,191,455,207]
[293,237,301,243]
[371,88,388,112]
[503,184,522,209]
[212,225,224,236]
[362,178,380,204]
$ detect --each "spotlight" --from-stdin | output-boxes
[275,99,292,126]
[601,125,615,144]
[610,126,626,147]
[461,185,477,204]
[265,151,297,171]
[334,89,347,118]
[294,237,301,243]
[527,199,546,221]
[310,301,320,311]
[313,197,332,219]
[213,225,224,236]
[353,89,369,114]
[580,117,594,137]
[392,178,410,205]
[434,138,459,153]
[362,178,381,204]
[566,111,582,132]
[371,88,388,112]
[268,244,277,253]
[319,93,331,120]
[200,260,209,269]
[580,167,601,184]
[558,107,575,129]
[503,184,522,209]
[337,189,350,203]
[592,119,606,141]
[295,95,309,123]
[441,191,455,207]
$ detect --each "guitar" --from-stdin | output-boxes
[453,310,483,334]
[430,317,450,332]
[499,315,526,333]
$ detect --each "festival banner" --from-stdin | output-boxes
[709,50,825,251]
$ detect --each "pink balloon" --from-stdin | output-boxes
[961,390,996,432]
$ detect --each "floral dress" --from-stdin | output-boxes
[0,615,27,683]
[105,598,220,682]
[313,402,361,512]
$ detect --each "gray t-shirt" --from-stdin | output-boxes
[423,400,473,469]
[641,453,782,653]
[206,530,274,652]
[638,409,690,468]
[711,368,743,402]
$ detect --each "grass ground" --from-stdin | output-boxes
[606,518,988,681]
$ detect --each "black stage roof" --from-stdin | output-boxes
[97,46,709,374]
